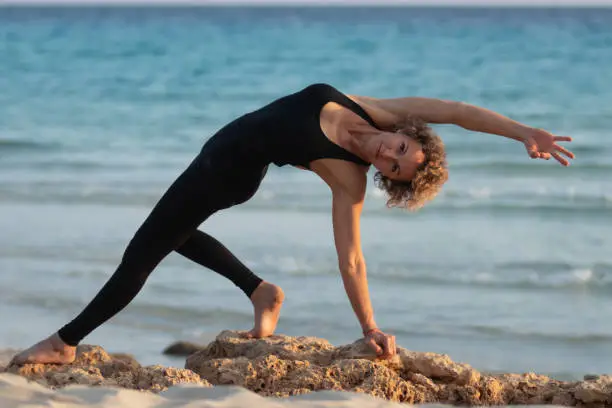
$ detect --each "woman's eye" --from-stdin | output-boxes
[391,163,399,173]
[400,142,407,153]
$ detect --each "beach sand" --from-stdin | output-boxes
[0,373,412,408]
[1,331,609,407]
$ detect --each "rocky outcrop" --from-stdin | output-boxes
[163,341,206,357]
[3,331,611,406]
[185,330,611,406]
[4,345,210,393]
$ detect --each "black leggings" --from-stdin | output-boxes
[57,151,266,346]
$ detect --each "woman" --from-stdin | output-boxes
[12,83,574,365]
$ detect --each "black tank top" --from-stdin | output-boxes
[204,83,380,170]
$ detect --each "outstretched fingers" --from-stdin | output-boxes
[552,151,570,166]
[553,143,575,159]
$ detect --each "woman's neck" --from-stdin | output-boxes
[343,120,380,160]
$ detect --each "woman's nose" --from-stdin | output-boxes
[380,146,396,160]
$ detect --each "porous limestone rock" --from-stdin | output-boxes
[6,345,210,393]
[4,331,611,406]
[184,330,611,406]
[163,341,206,357]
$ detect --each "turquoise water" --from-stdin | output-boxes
[1,6,611,380]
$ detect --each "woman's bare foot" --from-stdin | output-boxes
[10,332,76,365]
[246,281,284,338]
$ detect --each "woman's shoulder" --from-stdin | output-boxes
[311,160,368,203]
[346,94,401,129]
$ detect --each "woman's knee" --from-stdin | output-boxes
[120,236,162,277]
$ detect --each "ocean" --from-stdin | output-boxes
[0,5,611,381]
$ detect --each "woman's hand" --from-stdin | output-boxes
[521,128,575,166]
[364,328,397,359]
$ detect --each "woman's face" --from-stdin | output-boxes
[368,132,425,182]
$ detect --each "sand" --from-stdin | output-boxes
[0,372,417,408]
[1,330,610,407]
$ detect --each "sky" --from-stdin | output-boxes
[1,0,612,5]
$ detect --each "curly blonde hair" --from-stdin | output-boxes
[373,116,448,211]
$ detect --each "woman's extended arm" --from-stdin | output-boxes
[330,183,396,358]
[357,95,529,136]
[331,186,375,332]
[355,95,575,165]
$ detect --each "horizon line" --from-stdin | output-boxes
[2,0,612,6]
